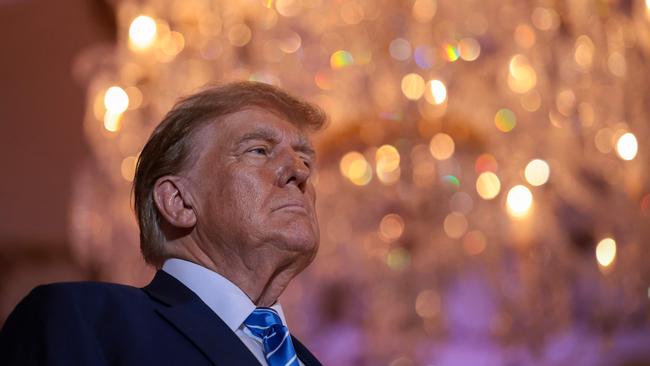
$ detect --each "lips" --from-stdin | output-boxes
[273,201,309,213]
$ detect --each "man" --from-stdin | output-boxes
[0,81,327,366]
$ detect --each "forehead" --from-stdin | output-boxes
[192,107,313,154]
[221,107,309,139]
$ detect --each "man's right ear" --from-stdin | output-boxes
[153,176,197,229]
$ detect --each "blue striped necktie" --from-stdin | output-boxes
[244,307,299,366]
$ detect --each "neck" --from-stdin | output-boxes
[165,237,310,306]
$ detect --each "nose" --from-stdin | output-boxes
[276,149,310,192]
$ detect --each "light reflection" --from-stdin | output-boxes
[340,1,365,24]
[508,55,537,94]
[463,230,487,255]
[120,156,138,181]
[608,52,626,77]
[129,15,157,51]
[574,35,595,70]
[415,289,441,318]
[340,151,372,185]
[520,90,541,112]
[556,89,576,116]
[103,111,122,132]
[379,213,405,241]
[412,0,437,23]
[514,24,536,49]
[228,23,252,47]
[390,38,412,61]
[476,172,500,200]
[104,86,129,114]
[494,108,516,132]
[443,43,460,62]
[330,50,354,69]
[401,73,425,100]
[443,212,468,239]
[594,128,613,153]
[376,144,401,184]
[596,237,616,268]
[386,247,410,271]
[429,133,455,160]
[275,0,301,17]
[425,79,447,105]
[524,159,550,186]
[531,7,559,31]
[616,132,638,161]
[506,185,533,218]
[458,37,480,61]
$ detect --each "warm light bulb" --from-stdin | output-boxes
[129,15,157,50]
[595,238,616,268]
[616,132,638,161]
[506,185,533,218]
[104,86,129,114]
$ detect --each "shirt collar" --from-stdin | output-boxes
[161,258,288,331]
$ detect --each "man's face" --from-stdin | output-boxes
[186,107,319,268]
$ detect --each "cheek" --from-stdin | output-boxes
[227,171,270,217]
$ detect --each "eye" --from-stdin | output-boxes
[301,156,313,169]
[248,147,269,155]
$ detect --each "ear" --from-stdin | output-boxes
[153,176,197,229]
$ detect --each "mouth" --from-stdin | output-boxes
[274,202,309,213]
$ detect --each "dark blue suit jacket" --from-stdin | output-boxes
[0,271,322,366]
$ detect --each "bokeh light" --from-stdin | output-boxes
[228,23,252,47]
[401,73,425,100]
[429,133,455,160]
[120,156,138,181]
[524,159,550,186]
[425,79,447,105]
[475,154,498,173]
[574,35,595,70]
[514,24,536,49]
[275,0,301,17]
[386,247,410,271]
[476,172,501,200]
[412,0,437,23]
[103,111,122,132]
[104,86,129,115]
[506,185,533,218]
[458,37,480,61]
[330,50,354,69]
[595,237,616,268]
[494,108,516,132]
[379,213,405,241]
[376,145,401,184]
[443,43,460,62]
[390,38,412,61]
[340,151,372,185]
[415,289,441,318]
[463,230,487,255]
[508,55,537,93]
[616,132,638,161]
[128,15,157,50]
[443,212,468,239]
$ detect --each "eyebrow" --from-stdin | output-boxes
[235,128,316,157]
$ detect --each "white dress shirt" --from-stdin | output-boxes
[162,258,304,366]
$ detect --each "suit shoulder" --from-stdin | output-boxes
[18,280,147,314]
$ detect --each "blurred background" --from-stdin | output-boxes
[1,0,649,365]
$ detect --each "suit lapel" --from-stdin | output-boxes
[143,271,261,366]
[292,336,323,366]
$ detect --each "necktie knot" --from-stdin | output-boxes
[244,307,299,366]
